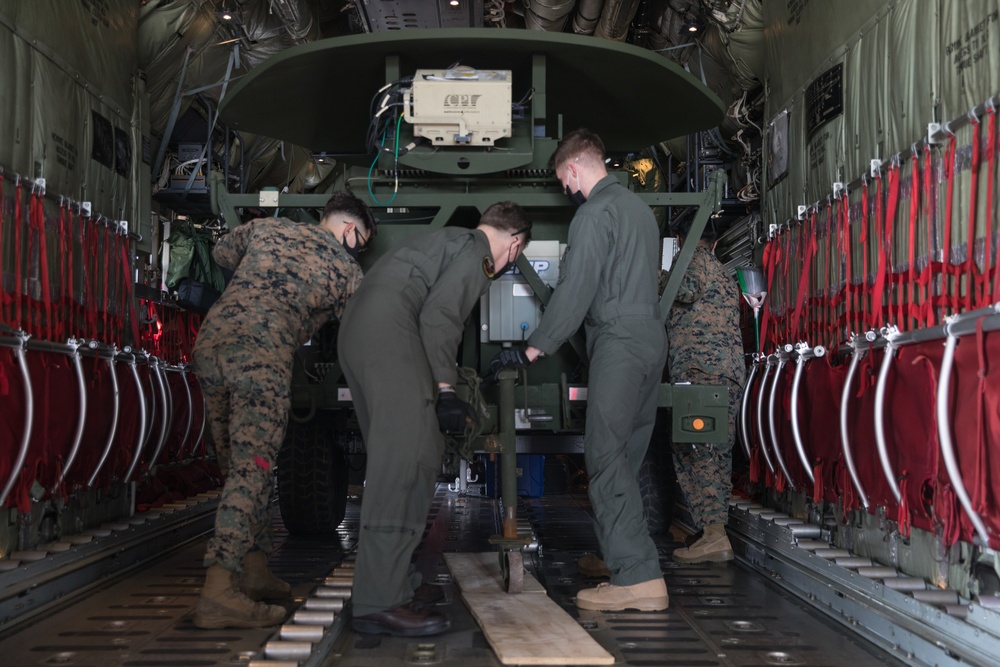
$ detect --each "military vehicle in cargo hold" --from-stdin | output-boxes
[208,28,735,538]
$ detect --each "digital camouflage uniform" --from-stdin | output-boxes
[529,174,667,588]
[665,243,745,529]
[338,227,494,617]
[193,217,362,573]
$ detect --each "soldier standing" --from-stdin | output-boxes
[191,193,376,629]
[492,128,669,612]
[665,208,745,563]
[339,201,531,637]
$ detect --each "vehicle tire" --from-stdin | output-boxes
[277,414,349,535]
[640,410,676,536]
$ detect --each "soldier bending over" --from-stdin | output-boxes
[192,193,376,629]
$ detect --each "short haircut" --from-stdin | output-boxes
[670,207,720,242]
[480,200,533,246]
[322,192,378,239]
[549,128,605,171]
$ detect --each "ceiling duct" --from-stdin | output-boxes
[356,0,486,32]
[523,0,577,32]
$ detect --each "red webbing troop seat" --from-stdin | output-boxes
[103,358,145,489]
[888,343,945,535]
[60,355,116,492]
[945,328,1000,548]
[19,352,81,509]
[162,370,196,465]
[843,349,898,514]
[799,358,849,506]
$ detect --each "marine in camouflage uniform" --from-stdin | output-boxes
[191,193,373,629]
[339,201,530,637]
[664,216,745,563]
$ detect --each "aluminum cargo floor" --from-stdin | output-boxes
[0,484,905,667]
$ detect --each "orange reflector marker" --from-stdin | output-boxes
[692,418,705,431]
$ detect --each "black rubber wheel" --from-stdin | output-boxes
[277,413,349,535]
[640,409,676,536]
[504,551,524,594]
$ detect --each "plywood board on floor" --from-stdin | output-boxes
[444,552,615,666]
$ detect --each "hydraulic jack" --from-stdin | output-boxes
[487,367,532,593]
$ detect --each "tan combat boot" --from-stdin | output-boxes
[575,578,669,611]
[672,523,734,563]
[193,564,287,629]
[240,551,292,600]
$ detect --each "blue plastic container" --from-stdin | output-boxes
[484,454,545,497]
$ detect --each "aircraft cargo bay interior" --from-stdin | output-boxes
[1,2,1000,666]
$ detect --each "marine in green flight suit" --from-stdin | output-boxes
[339,201,531,637]
[500,129,669,612]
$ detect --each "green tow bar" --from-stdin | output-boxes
[488,368,531,593]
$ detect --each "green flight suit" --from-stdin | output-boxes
[528,175,667,587]
[338,227,494,616]
[193,217,362,573]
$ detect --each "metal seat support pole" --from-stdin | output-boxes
[123,353,148,483]
[0,333,35,508]
[176,367,194,459]
[755,355,776,474]
[147,360,171,471]
[87,350,121,488]
[192,388,207,457]
[739,356,759,460]
[141,353,158,454]
[839,332,873,511]
[937,312,995,546]
[790,342,824,485]
[873,327,902,504]
[52,340,87,494]
[768,344,796,490]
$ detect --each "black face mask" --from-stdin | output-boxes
[491,243,518,281]
[491,260,515,281]
[342,228,366,262]
[565,184,586,208]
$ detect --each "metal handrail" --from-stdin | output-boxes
[190,382,208,458]
[873,326,902,503]
[122,352,148,483]
[147,360,171,471]
[936,305,1000,546]
[0,333,35,508]
[738,356,759,459]
[179,368,194,458]
[86,348,121,489]
[790,342,825,485]
[768,344,797,490]
[839,331,876,511]
[140,352,158,455]
[754,355,776,473]
[49,340,87,494]
[163,362,175,456]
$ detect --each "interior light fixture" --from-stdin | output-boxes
[682,19,702,33]
[219,7,234,20]
[449,0,460,6]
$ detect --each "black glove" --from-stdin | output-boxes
[436,390,477,434]
[489,348,531,376]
